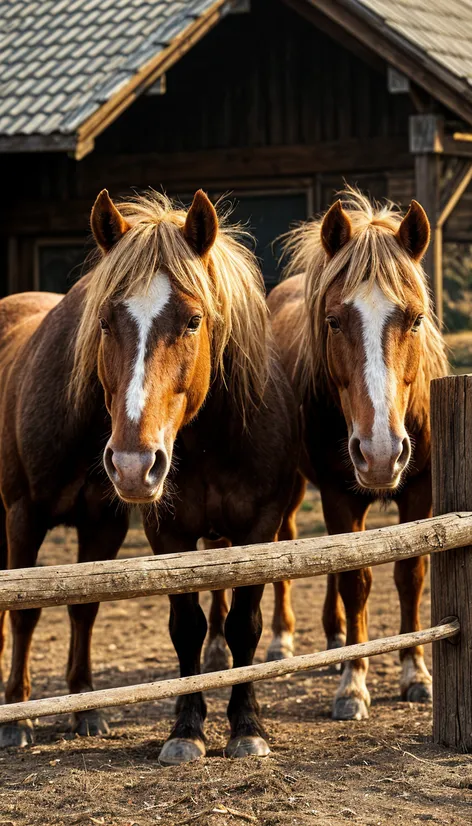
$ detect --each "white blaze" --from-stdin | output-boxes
[124,273,172,423]
[350,283,396,453]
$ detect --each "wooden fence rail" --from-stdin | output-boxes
[0,511,471,611]
[0,619,459,725]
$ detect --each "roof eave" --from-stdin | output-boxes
[0,133,78,154]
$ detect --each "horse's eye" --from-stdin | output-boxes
[186,315,202,333]
[326,316,340,332]
[411,314,424,332]
[99,317,110,333]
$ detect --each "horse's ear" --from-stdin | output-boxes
[91,189,130,253]
[184,190,218,258]
[396,200,430,261]
[321,200,352,258]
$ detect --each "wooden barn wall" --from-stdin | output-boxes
[0,0,470,293]
[99,0,412,154]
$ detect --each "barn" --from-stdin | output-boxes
[1,0,472,326]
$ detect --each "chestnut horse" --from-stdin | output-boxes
[268,190,447,720]
[0,189,298,761]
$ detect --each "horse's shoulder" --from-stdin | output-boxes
[267,273,304,314]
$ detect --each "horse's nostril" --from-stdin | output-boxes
[397,437,411,469]
[350,437,368,469]
[104,446,116,477]
[146,449,168,484]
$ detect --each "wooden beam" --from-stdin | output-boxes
[0,134,77,154]
[0,138,413,236]
[431,375,472,751]
[82,137,411,184]
[409,117,472,325]
[0,512,469,611]
[409,114,444,154]
[0,620,459,725]
[387,67,410,94]
[452,132,472,142]
[437,160,472,228]
[442,134,472,158]
[414,151,441,321]
[294,0,472,126]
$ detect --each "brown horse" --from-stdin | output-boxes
[0,189,298,762]
[268,189,447,720]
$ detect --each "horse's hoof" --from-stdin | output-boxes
[266,633,294,662]
[224,735,270,758]
[403,682,432,704]
[327,634,346,673]
[0,719,34,748]
[72,709,110,737]
[203,636,231,673]
[159,737,206,766]
[333,696,369,721]
[266,644,294,662]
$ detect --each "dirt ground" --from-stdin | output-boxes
[0,489,471,826]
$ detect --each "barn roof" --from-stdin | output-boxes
[308,0,472,125]
[359,0,472,89]
[2,0,472,158]
[0,0,227,157]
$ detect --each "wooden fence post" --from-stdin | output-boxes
[431,375,472,751]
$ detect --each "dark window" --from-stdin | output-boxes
[228,193,309,289]
[37,244,88,294]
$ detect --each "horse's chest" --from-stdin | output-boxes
[175,461,255,537]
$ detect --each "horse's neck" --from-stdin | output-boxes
[185,372,247,446]
[36,284,103,432]
[182,357,291,452]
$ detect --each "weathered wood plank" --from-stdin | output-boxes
[431,376,472,752]
[0,512,470,612]
[414,150,441,322]
[0,620,459,724]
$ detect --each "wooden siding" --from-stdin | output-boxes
[99,0,413,154]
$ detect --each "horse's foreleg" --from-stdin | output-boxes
[267,473,306,662]
[204,589,231,672]
[67,504,128,737]
[198,538,232,673]
[225,583,268,757]
[334,567,372,720]
[160,591,208,765]
[395,475,432,703]
[322,573,346,659]
[1,499,46,747]
[144,525,208,766]
[321,487,372,720]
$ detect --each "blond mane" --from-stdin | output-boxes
[71,191,270,420]
[282,187,447,394]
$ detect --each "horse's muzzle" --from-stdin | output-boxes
[104,445,169,502]
[349,434,411,490]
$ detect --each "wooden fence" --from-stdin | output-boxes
[0,375,470,751]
